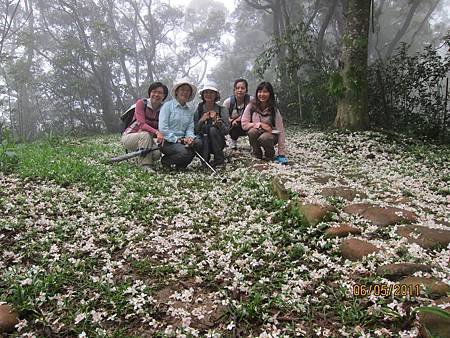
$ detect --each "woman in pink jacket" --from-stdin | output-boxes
[241,81,287,162]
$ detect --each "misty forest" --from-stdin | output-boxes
[0,0,449,337]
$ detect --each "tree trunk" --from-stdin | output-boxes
[21,0,38,140]
[409,0,440,46]
[334,0,370,130]
[316,0,338,62]
[385,0,420,59]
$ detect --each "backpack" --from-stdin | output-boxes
[120,98,148,133]
[228,94,250,117]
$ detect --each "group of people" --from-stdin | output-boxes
[121,78,287,172]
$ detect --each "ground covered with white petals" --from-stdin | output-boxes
[0,128,449,337]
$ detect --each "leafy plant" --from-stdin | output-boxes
[368,39,450,142]
[0,129,18,173]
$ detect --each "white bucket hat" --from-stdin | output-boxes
[199,84,220,102]
[171,78,197,102]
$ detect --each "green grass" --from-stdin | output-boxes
[0,129,449,337]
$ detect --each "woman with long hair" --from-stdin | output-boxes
[241,81,287,161]
[222,79,253,149]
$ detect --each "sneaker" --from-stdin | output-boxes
[229,139,237,149]
[212,160,225,168]
[274,155,288,165]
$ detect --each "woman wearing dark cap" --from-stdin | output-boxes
[121,82,168,171]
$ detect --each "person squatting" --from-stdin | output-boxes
[120,78,288,172]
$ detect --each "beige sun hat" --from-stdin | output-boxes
[199,84,220,102]
[171,78,197,102]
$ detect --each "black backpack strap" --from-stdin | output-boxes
[271,108,276,127]
[228,95,236,115]
[244,94,250,106]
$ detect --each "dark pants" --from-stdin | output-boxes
[198,126,225,164]
[247,128,278,160]
[229,122,247,141]
[161,140,201,168]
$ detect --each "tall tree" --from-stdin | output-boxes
[385,0,420,59]
[334,0,370,130]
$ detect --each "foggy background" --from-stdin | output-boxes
[0,0,449,141]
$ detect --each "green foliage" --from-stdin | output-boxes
[368,40,450,142]
[254,22,339,126]
[0,129,18,173]
[327,72,345,98]
[414,306,450,319]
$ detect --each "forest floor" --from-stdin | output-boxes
[0,127,449,337]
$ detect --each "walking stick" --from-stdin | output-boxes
[109,146,160,163]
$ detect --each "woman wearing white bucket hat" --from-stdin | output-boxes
[158,78,201,169]
[194,84,229,167]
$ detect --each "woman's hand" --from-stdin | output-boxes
[155,131,164,145]
[260,122,272,133]
[209,111,217,120]
[183,137,194,146]
[199,112,210,123]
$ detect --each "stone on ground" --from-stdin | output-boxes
[340,238,380,261]
[271,176,289,200]
[376,263,433,280]
[398,277,450,298]
[397,225,450,249]
[325,223,361,238]
[296,203,336,226]
[418,297,450,338]
[0,304,19,333]
[320,187,367,201]
[343,203,418,226]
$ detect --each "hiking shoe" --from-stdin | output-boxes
[274,155,288,165]
[175,165,189,172]
[212,160,225,168]
[142,165,155,173]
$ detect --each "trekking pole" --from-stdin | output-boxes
[193,150,228,183]
[109,146,160,163]
[194,150,217,175]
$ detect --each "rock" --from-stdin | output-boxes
[343,203,417,226]
[398,277,450,298]
[393,197,412,205]
[252,163,270,172]
[313,175,334,184]
[320,187,367,201]
[0,304,19,333]
[436,219,450,227]
[325,224,361,238]
[340,238,380,261]
[418,297,450,338]
[397,225,450,249]
[296,203,336,226]
[343,203,374,215]
[376,263,433,280]
[271,176,289,200]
